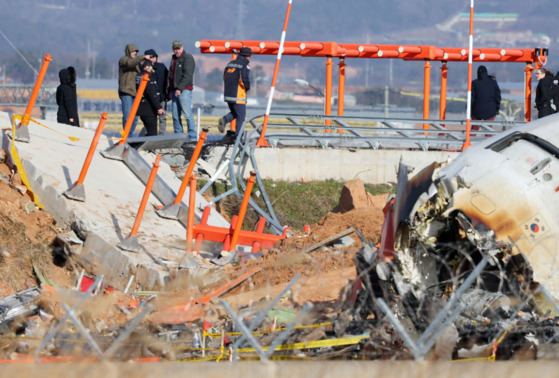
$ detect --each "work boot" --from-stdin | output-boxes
[218,117,226,133]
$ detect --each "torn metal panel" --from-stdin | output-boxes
[438,130,559,298]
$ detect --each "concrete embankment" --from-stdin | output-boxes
[206,145,458,184]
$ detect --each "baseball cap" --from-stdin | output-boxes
[172,40,182,49]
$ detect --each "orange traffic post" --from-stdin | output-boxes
[187,175,197,254]
[423,60,431,134]
[257,0,294,147]
[118,154,161,252]
[229,172,256,253]
[63,112,108,202]
[15,54,52,142]
[156,129,208,220]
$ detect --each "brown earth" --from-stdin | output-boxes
[0,156,387,336]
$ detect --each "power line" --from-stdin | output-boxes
[0,28,39,77]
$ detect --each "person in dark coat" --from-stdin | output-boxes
[534,68,555,119]
[471,65,501,135]
[56,66,79,126]
[218,46,252,138]
[144,49,169,134]
[135,59,165,136]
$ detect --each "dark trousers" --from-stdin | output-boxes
[224,102,246,135]
[471,115,495,136]
[140,115,158,136]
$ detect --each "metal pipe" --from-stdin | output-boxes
[187,174,197,254]
[439,62,448,121]
[21,54,52,127]
[129,154,161,237]
[119,73,148,145]
[229,172,256,252]
[423,60,431,131]
[257,0,293,147]
[325,56,333,126]
[462,0,475,150]
[338,57,346,117]
[173,129,208,205]
[525,64,533,122]
[73,112,107,187]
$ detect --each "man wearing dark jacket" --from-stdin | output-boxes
[144,49,169,134]
[471,65,501,135]
[218,47,252,137]
[119,43,149,136]
[135,60,165,136]
[168,40,197,140]
[56,66,79,127]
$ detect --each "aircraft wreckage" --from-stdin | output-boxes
[347,114,559,359]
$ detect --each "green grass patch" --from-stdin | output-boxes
[198,178,394,232]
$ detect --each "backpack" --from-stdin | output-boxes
[551,73,559,113]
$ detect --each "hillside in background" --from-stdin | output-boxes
[0,0,557,90]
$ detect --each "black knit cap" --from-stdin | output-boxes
[144,49,158,58]
[239,47,252,57]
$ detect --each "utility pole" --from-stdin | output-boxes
[236,0,245,40]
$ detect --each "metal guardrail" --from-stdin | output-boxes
[247,112,526,151]
[0,84,57,107]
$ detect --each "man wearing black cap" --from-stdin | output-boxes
[218,47,252,138]
[135,60,165,136]
[168,40,197,141]
[145,49,169,134]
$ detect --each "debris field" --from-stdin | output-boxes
[1,145,559,363]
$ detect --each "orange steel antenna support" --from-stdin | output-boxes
[130,154,161,237]
[119,73,149,146]
[173,129,208,205]
[423,60,431,133]
[118,155,161,252]
[525,64,533,122]
[257,0,293,147]
[462,0,475,151]
[187,175,197,254]
[229,172,256,252]
[439,62,448,121]
[251,217,267,253]
[63,112,108,202]
[325,56,333,128]
[338,58,346,117]
[20,54,52,128]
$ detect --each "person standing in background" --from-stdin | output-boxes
[471,65,501,136]
[135,59,165,136]
[168,40,197,141]
[119,43,149,136]
[218,47,252,138]
[534,67,555,119]
[56,66,80,127]
[144,49,168,134]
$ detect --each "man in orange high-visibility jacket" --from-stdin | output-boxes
[218,47,252,138]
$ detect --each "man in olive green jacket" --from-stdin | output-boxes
[118,43,150,136]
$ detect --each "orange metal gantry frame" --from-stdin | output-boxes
[197,40,547,124]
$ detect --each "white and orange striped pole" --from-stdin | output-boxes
[257,0,293,147]
[462,0,475,150]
